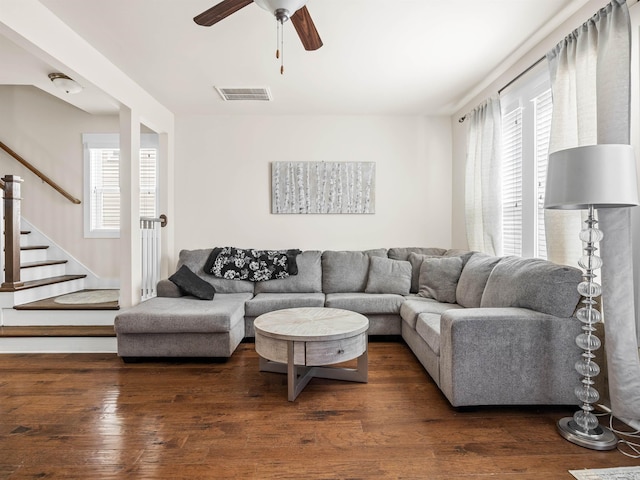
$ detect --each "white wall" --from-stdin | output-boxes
[174,115,452,263]
[451,117,468,250]
[0,85,120,280]
[0,88,453,284]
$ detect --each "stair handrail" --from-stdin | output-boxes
[0,141,81,204]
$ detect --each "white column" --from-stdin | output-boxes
[158,132,175,280]
[119,107,141,308]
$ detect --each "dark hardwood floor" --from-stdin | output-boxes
[0,341,637,479]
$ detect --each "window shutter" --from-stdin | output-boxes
[89,147,120,231]
[534,89,553,260]
[140,147,157,218]
[501,107,523,256]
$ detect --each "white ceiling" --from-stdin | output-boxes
[5,0,590,116]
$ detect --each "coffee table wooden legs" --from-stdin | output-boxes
[259,340,368,401]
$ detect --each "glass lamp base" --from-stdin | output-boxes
[557,417,617,450]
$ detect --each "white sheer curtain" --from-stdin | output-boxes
[465,96,503,256]
[546,0,640,424]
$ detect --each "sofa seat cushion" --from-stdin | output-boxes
[400,297,462,329]
[481,256,582,317]
[245,293,325,317]
[415,313,442,355]
[324,293,404,315]
[322,249,387,293]
[254,251,323,294]
[114,294,251,334]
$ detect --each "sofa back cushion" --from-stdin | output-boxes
[322,249,387,293]
[177,249,254,294]
[456,253,502,308]
[254,250,323,293]
[480,256,582,317]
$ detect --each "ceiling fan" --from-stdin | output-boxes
[194,0,323,51]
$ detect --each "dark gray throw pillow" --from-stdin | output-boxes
[169,265,216,300]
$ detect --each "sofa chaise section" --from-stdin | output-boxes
[115,248,256,359]
[114,294,250,358]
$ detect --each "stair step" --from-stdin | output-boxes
[0,274,86,292]
[0,325,115,337]
[14,290,119,311]
[20,245,49,251]
[0,325,117,352]
[1,307,117,327]
[18,261,68,282]
[21,260,68,269]
[19,246,49,263]
[10,277,86,305]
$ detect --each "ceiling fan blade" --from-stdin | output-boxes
[194,0,253,26]
[291,6,323,51]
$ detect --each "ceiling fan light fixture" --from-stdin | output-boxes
[48,72,83,94]
[253,0,308,20]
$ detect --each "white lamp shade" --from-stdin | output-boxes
[254,0,308,14]
[544,144,640,210]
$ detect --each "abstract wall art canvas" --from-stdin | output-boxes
[271,161,376,214]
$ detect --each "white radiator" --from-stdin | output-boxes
[140,217,162,300]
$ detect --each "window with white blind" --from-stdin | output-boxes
[139,147,158,219]
[534,88,553,258]
[499,62,552,259]
[83,133,159,238]
[501,107,523,256]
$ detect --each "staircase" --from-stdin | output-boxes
[0,150,122,353]
[0,227,118,353]
[4,234,87,304]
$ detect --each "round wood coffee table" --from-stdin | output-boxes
[254,307,369,401]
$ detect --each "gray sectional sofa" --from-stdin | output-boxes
[114,247,583,407]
